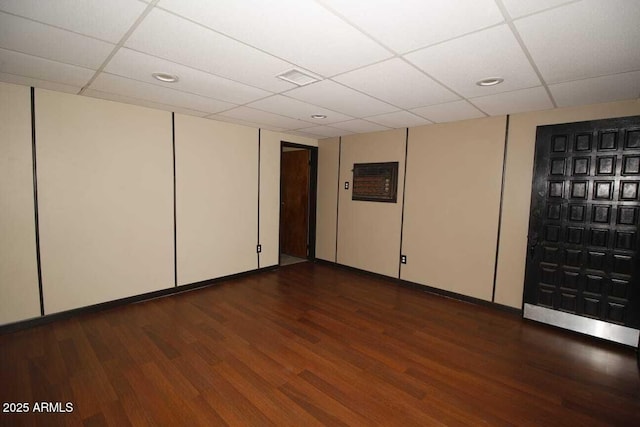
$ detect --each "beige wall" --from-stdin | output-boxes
[0,82,40,324]
[318,99,640,309]
[401,117,506,300]
[495,99,640,308]
[5,79,638,325]
[316,137,340,262]
[260,130,317,267]
[175,114,258,284]
[0,83,319,325]
[338,129,406,277]
[36,90,174,314]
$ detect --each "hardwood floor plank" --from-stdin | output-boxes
[217,357,323,427]
[278,377,368,426]
[1,262,638,426]
[201,366,275,426]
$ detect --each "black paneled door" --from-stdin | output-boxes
[524,116,640,340]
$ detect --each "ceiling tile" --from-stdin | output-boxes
[282,130,325,140]
[219,106,314,130]
[126,9,296,92]
[470,86,553,116]
[285,80,399,117]
[405,25,541,98]
[0,72,80,94]
[105,48,271,105]
[549,71,640,108]
[246,95,352,124]
[158,0,392,76]
[333,58,459,109]
[0,0,146,43]
[411,100,486,123]
[515,0,640,83]
[501,0,577,19]
[320,0,503,53]
[90,73,236,114]
[0,12,114,69]
[206,114,285,132]
[364,111,431,128]
[295,125,348,138]
[83,89,210,117]
[0,48,94,87]
[331,119,390,134]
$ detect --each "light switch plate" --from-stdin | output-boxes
[345,182,349,189]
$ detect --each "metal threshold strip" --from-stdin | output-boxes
[524,303,639,347]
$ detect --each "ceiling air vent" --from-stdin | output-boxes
[276,68,320,86]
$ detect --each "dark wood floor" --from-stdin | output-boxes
[1,262,639,426]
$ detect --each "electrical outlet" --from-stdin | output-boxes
[257,244,262,253]
[400,255,407,264]
[344,181,349,189]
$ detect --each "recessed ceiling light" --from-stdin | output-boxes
[152,72,179,83]
[311,114,327,119]
[276,68,320,86]
[476,77,504,87]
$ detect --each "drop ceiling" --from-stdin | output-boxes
[1,0,639,139]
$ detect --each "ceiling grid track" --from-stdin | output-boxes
[494,0,558,108]
[0,0,637,134]
[78,0,160,95]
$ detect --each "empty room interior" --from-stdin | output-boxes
[2,0,640,425]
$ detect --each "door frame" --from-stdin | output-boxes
[279,141,318,263]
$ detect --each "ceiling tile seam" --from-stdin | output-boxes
[202,103,320,127]
[203,116,287,132]
[206,106,318,129]
[330,120,391,132]
[466,83,547,101]
[0,70,81,90]
[78,0,160,95]
[493,0,557,108]
[83,88,212,116]
[409,100,488,120]
[0,46,99,72]
[278,77,408,115]
[395,21,506,58]
[255,93,357,121]
[122,47,286,94]
[294,123,345,132]
[204,118,273,129]
[509,0,583,21]
[242,103,351,124]
[98,70,259,107]
[155,6,327,79]
[313,0,397,56]
[462,98,493,117]
[323,55,406,81]
[0,9,120,45]
[331,65,470,115]
[203,115,274,129]
[545,68,640,86]
[396,56,473,107]
[364,110,433,123]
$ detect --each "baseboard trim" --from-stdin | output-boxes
[0,265,278,335]
[314,259,521,315]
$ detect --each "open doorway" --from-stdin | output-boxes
[279,142,318,266]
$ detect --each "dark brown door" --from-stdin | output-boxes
[524,116,640,328]
[280,149,309,258]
